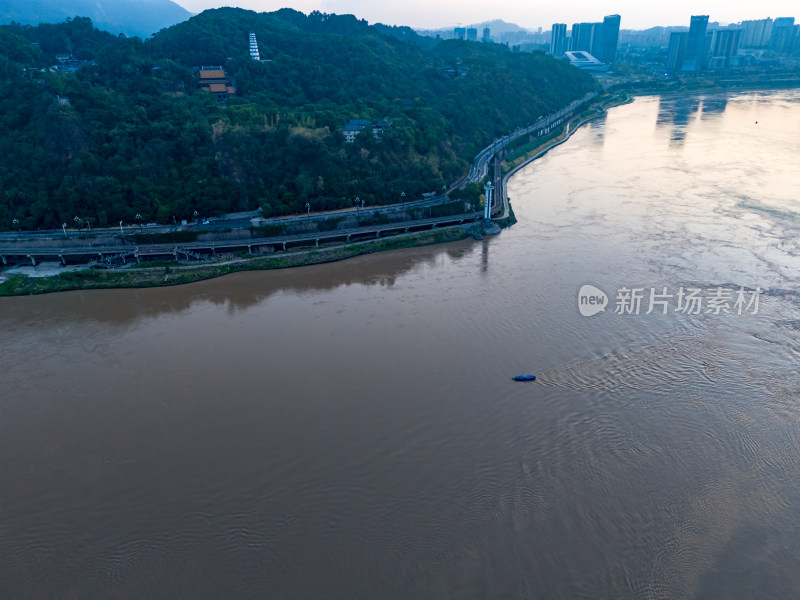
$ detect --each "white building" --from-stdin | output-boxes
[343,119,393,143]
[249,32,261,61]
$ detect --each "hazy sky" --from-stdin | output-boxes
[170,0,797,30]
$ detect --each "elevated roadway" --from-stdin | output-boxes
[0,214,482,267]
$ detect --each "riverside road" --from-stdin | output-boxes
[0,92,597,265]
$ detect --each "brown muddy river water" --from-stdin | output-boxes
[2,90,800,599]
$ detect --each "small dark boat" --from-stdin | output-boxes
[512,374,537,382]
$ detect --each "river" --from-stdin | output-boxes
[2,89,799,599]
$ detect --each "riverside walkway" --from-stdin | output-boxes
[464,92,597,186]
[466,91,597,219]
[0,213,482,267]
[0,92,599,266]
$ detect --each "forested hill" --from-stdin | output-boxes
[0,0,193,38]
[0,9,597,230]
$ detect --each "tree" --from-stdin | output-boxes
[0,12,596,229]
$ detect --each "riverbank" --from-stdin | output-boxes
[609,72,800,97]
[501,92,633,182]
[0,94,621,296]
[0,226,478,295]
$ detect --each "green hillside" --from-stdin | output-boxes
[0,0,193,38]
[0,9,596,229]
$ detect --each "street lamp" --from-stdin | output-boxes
[401,191,406,209]
[193,210,199,223]
[355,197,360,213]
[62,223,67,237]
[119,221,123,235]
[305,202,311,219]
[74,215,80,231]
[135,213,142,228]
[12,218,19,238]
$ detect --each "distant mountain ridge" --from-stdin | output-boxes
[0,0,193,37]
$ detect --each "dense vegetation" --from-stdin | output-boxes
[0,9,596,230]
[0,0,192,38]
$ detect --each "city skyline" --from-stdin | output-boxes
[170,0,797,31]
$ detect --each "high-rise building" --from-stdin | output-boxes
[703,30,713,68]
[571,22,595,53]
[466,28,478,41]
[681,15,709,71]
[740,18,773,47]
[550,23,568,55]
[571,18,617,62]
[770,17,796,52]
[590,23,604,59]
[790,25,800,54]
[482,27,492,43]
[708,29,741,68]
[600,14,621,63]
[454,27,466,40]
[666,31,688,70]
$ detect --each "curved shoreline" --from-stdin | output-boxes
[501,93,634,215]
[0,226,479,295]
[0,94,629,296]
